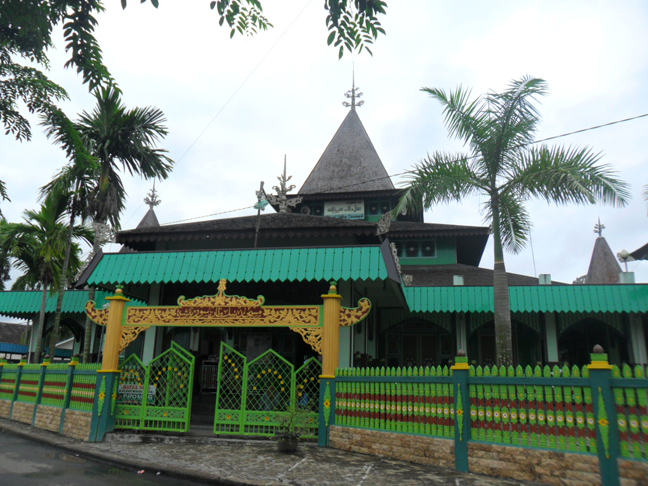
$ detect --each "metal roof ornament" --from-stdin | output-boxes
[594,218,605,237]
[342,68,364,110]
[144,183,161,210]
[265,156,303,213]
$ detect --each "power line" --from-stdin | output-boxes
[125,1,314,227]
[173,1,314,165]
[159,111,648,226]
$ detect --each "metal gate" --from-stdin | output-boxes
[115,342,195,432]
[214,342,320,438]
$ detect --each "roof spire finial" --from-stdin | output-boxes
[342,64,364,110]
[144,181,161,210]
[265,155,303,213]
[594,217,605,237]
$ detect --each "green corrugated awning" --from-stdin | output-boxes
[84,246,395,286]
[404,285,648,313]
[0,290,126,318]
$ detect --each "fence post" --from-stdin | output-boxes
[451,350,471,472]
[319,282,342,447]
[588,345,620,486]
[32,355,50,425]
[10,356,26,418]
[59,354,78,434]
[0,358,5,402]
[91,288,129,442]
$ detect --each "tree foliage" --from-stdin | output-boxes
[127,1,387,58]
[396,76,630,366]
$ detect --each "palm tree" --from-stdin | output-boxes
[42,88,173,362]
[396,76,630,367]
[0,194,91,361]
[40,108,97,359]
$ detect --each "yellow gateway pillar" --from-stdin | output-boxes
[90,288,129,442]
[319,283,342,446]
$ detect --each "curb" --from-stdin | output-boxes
[0,419,263,486]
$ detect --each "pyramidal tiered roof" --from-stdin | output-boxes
[299,108,394,195]
[586,236,622,284]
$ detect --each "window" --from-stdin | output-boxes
[393,240,437,258]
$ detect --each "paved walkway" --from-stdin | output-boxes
[0,420,547,486]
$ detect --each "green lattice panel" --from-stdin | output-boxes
[295,358,321,437]
[615,364,648,460]
[246,350,294,413]
[142,344,194,432]
[40,364,68,408]
[0,365,19,400]
[16,365,40,403]
[116,355,147,429]
[214,343,247,434]
[242,349,294,437]
[69,372,98,411]
[295,359,321,404]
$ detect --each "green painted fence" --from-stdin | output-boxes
[214,342,320,438]
[335,365,455,438]
[0,358,102,433]
[327,351,648,486]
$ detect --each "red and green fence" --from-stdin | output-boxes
[320,348,648,486]
[0,356,103,437]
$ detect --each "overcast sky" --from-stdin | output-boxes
[1,0,647,287]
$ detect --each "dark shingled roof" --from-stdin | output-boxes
[0,322,27,344]
[586,237,622,284]
[630,241,648,261]
[117,213,489,244]
[136,208,160,229]
[299,109,394,194]
[403,264,563,287]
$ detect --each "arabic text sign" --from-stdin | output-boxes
[324,200,364,219]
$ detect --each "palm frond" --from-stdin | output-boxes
[487,76,547,172]
[395,152,486,216]
[421,86,489,151]
[507,145,630,207]
[483,193,532,254]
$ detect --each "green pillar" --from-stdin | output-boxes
[318,377,336,447]
[59,356,78,434]
[89,371,119,442]
[32,356,50,425]
[10,356,26,419]
[588,345,620,486]
[451,350,471,472]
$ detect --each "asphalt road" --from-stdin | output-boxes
[0,430,206,486]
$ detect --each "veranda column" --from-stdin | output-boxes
[629,313,648,365]
[91,288,129,442]
[319,282,342,447]
[544,313,559,366]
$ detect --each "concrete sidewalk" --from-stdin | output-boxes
[0,419,546,486]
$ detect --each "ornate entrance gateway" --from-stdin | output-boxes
[214,342,320,437]
[86,279,370,439]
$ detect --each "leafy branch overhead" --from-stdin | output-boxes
[133,0,387,56]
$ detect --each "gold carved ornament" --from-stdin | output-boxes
[339,298,371,327]
[120,326,150,353]
[126,305,320,327]
[125,279,320,327]
[85,301,150,353]
[176,278,264,307]
[85,301,108,326]
[291,327,322,354]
